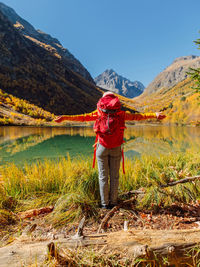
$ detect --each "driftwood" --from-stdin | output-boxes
[45,217,107,248]
[1,228,200,266]
[46,229,200,267]
[98,206,120,233]
[147,242,199,255]
[18,206,54,219]
[72,216,85,239]
[47,241,200,266]
[48,242,77,266]
[128,241,200,266]
[160,175,200,188]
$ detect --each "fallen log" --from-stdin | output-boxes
[46,230,200,266]
[48,242,77,266]
[2,227,200,266]
[128,241,200,266]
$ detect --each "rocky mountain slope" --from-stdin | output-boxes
[143,55,200,95]
[0,2,93,83]
[95,69,144,98]
[126,55,200,125]
[0,4,102,115]
[128,79,199,127]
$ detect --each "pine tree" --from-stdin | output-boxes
[188,36,200,95]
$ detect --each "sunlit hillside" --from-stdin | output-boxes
[1,79,199,127]
[0,88,138,126]
[127,78,200,126]
[0,89,55,125]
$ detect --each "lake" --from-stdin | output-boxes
[0,125,199,165]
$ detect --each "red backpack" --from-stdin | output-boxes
[93,94,126,173]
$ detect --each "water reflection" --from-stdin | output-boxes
[0,125,199,165]
[124,125,200,156]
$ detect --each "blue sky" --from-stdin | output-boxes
[1,0,200,86]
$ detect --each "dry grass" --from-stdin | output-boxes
[0,151,200,227]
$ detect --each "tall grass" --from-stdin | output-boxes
[1,151,200,226]
[1,156,99,200]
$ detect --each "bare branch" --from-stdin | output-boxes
[98,197,135,233]
[160,175,200,188]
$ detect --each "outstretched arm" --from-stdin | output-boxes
[125,111,166,121]
[54,110,98,123]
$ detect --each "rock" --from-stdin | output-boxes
[95,69,144,98]
[143,55,200,95]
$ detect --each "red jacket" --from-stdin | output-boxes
[55,110,158,148]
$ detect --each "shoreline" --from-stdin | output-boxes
[0,122,199,128]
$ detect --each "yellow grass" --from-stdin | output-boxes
[0,151,200,226]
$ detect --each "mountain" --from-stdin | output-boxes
[0,2,93,83]
[94,69,144,98]
[143,55,200,95]
[129,55,200,126]
[0,3,102,115]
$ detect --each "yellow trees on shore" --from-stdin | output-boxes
[0,89,55,125]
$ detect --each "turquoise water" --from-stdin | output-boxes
[0,125,199,165]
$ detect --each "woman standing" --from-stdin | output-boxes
[55,92,165,209]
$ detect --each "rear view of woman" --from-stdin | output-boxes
[55,91,165,209]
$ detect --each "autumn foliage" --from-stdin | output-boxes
[0,89,55,125]
[128,78,200,126]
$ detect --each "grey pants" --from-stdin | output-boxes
[96,143,121,206]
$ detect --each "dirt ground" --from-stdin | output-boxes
[1,205,200,266]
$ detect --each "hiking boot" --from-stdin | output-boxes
[108,204,116,209]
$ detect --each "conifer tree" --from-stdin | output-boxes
[188,36,200,94]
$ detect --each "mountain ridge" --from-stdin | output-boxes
[0,6,102,115]
[142,55,200,96]
[0,2,94,83]
[95,69,144,98]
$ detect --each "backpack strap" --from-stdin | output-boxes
[98,108,120,114]
[121,147,125,174]
[92,134,98,169]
